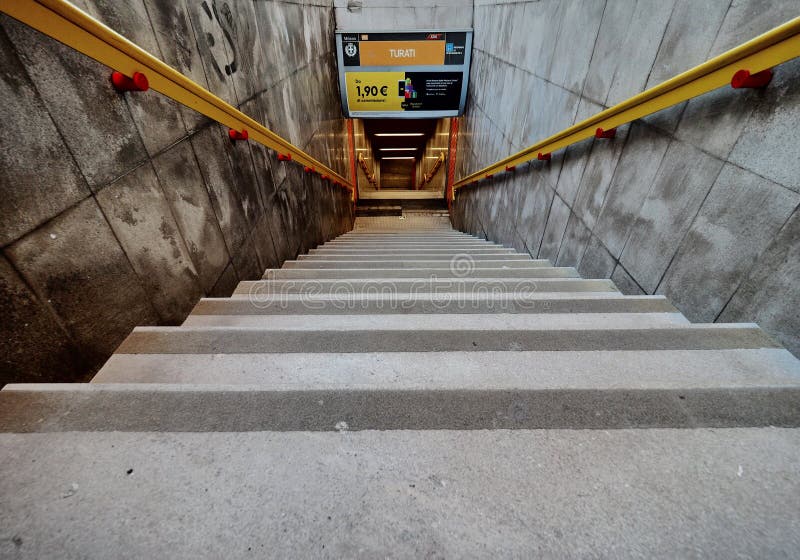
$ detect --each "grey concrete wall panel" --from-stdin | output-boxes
[572,123,631,231]
[645,0,729,89]
[451,0,800,357]
[95,162,203,323]
[334,0,473,30]
[0,26,91,247]
[592,123,671,258]
[5,198,160,367]
[143,0,214,132]
[0,256,88,384]
[604,0,675,106]
[620,141,724,293]
[555,212,592,268]
[2,1,354,383]
[611,264,645,296]
[546,0,605,94]
[718,208,800,356]
[577,235,616,280]
[0,17,148,189]
[77,0,187,157]
[538,194,572,263]
[657,164,799,323]
[151,141,231,294]
[208,261,239,299]
[728,59,800,193]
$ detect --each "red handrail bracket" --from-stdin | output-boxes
[731,68,773,89]
[537,152,551,161]
[228,129,248,141]
[505,165,516,172]
[277,153,292,161]
[111,71,149,92]
[595,127,616,139]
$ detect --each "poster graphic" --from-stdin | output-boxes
[336,30,472,118]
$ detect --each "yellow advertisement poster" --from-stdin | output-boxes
[345,71,404,112]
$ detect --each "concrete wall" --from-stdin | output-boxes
[451,0,800,356]
[353,119,376,192]
[0,0,354,384]
[379,158,415,189]
[417,118,450,193]
[334,0,473,30]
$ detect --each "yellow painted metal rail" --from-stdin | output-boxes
[1,0,355,195]
[454,16,800,193]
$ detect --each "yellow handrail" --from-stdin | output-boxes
[421,153,444,185]
[1,0,355,196]
[454,16,800,192]
[357,153,376,186]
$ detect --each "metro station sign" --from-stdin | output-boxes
[336,30,473,118]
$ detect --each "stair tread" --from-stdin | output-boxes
[92,348,800,388]
[1,428,798,557]
[259,269,602,281]
[2,380,799,431]
[181,312,691,329]
[194,293,676,314]
[113,323,778,354]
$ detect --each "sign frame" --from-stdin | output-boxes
[335,28,473,119]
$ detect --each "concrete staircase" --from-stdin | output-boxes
[2,216,800,557]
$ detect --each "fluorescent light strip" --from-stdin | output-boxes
[382,156,415,160]
[374,133,424,137]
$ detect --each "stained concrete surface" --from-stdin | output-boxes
[5,198,161,368]
[0,27,90,247]
[1,429,799,558]
[0,1,354,384]
[335,0,473,29]
[452,0,800,357]
[95,162,203,324]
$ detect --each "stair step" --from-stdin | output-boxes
[340,233,471,237]
[93,347,800,388]
[4,368,799,431]
[355,205,403,217]
[337,237,476,242]
[301,247,512,253]
[6,207,800,559]
[181,312,690,329]
[297,253,532,261]
[281,259,550,269]
[240,277,625,295]
[113,324,777,354]
[260,269,616,282]
[0,428,797,558]
[193,294,677,315]
[322,240,498,245]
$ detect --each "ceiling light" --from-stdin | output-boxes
[381,156,415,160]
[379,148,417,151]
[374,133,425,137]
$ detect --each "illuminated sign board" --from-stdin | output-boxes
[336,30,473,118]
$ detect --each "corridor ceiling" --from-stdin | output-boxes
[364,119,438,160]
